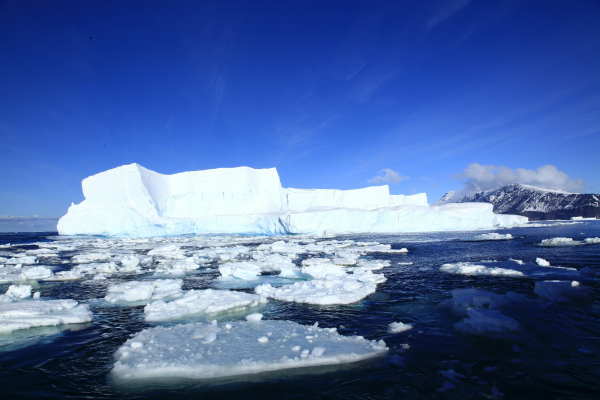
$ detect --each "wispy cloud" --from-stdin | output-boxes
[427,0,473,31]
[369,168,408,185]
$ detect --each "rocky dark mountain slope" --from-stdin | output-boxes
[439,183,600,220]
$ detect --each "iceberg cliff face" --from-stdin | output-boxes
[58,164,526,237]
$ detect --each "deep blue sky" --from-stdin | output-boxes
[1,0,599,230]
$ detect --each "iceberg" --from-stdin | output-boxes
[58,164,527,237]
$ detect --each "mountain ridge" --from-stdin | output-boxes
[437,183,599,220]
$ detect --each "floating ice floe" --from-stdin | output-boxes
[540,237,581,246]
[111,319,388,380]
[105,279,184,303]
[584,237,600,244]
[438,289,528,340]
[460,233,513,241]
[0,285,33,303]
[534,281,594,303]
[300,263,347,279]
[0,264,55,284]
[219,262,262,280]
[388,322,413,333]
[437,288,529,318]
[439,259,592,280]
[144,289,263,322]
[0,298,93,334]
[454,308,524,340]
[0,256,37,265]
[255,270,386,305]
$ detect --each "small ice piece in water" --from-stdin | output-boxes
[219,262,261,280]
[483,366,497,373]
[491,386,504,398]
[439,369,466,383]
[3,285,32,300]
[246,313,263,322]
[454,308,524,340]
[540,237,579,246]
[461,233,513,241]
[255,271,385,305]
[300,263,347,279]
[111,319,388,380]
[20,266,54,281]
[536,258,550,266]
[144,289,262,322]
[584,237,600,244]
[119,255,141,272]
[257,336,268,343]
[388,322,413,333]
[0,299,93,334]
[534,280,594,303]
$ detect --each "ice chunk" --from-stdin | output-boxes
[540,237,580,246]
[440,262,524,277]
[300,263,347,279]
[536,258,550,266]
[20,266,54,281]
[144,289,262,322]
[111,319,388,380]
[246,313,263,322]
[119,255,141,272]
[437,288,529,318]
[584,237,600,244]
[0,285,32,303]
[0,299,93,334]
[440,259,588,280]
[105,279,184,303]
[388,322,413,333]
[255,271,385,305]
[219,262,261,280]
[534,281,594,303]
[105,281,155,303]
[454,308,523,339]
[461,233,513,241]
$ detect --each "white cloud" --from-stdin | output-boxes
[369,169,408,185]
[451,163,585,198]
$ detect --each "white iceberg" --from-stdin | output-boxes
[57,164,526,237]
[111,319,388,380]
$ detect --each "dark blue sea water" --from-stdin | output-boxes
[1,222,599,399]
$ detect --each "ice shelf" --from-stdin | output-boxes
[58,164,527,237]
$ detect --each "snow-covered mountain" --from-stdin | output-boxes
[447,183,600,220]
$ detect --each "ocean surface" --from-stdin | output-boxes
[1,221,599,399]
